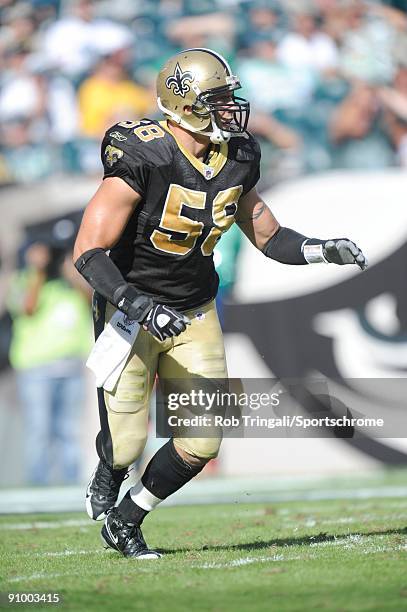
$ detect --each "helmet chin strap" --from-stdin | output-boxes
[183,114,231,143]
[210,130,229,144]
[209,124,231,144]
[157,98,234,143]
[207,114,231,143]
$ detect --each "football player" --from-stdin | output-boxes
[73,48,367,559]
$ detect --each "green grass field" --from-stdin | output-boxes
[1,492,406,611]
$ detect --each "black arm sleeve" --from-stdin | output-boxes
[262,227,323,265]
[74,248,153,321]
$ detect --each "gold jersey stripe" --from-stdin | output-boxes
[159,120,228,179]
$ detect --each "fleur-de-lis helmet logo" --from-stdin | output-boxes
[165,63,194,98]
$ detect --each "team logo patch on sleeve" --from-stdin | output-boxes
[104,145,124,167]
[165,63,194,98]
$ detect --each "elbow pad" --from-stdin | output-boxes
[74,248,153,322]
[262,227,327,265]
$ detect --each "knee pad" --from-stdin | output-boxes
[107,371,149,413]
[175,436,222,461]
[112,432,147,469]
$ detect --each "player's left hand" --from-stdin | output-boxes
[142,304,191,341]
[323,239,368,270]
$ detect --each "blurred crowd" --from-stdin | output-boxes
[1,0,407,485]
[0,0,406,187]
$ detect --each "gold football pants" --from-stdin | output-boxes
[93,295,227,469]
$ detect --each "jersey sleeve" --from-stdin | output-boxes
[243,134,261,194]
[101,124,151,196]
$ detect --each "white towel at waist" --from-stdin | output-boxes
[86,310,140,392]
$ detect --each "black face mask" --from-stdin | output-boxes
[192,84,250,135]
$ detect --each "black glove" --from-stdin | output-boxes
[323,239,368,270]
[142,304,190,341]
[113,284,153,322]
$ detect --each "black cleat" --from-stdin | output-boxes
[101,508,161,559]
[86,460,128,521]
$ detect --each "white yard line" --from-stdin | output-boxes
[277,500,407,515]
[6,555,299,582]
[7,565,152,584]
[8,572,73,583]
[196,554,295,569]
[13,535,406,562]
[0,518,92,531]
[310,534,364,548]
[311,512,407,526]
[272,513,407,533]
[6,541,406,584]
[35,549,104,558]
[195,541,407,569]
[309,535,407,552]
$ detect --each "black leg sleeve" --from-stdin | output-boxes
[117,440,205,524]
[141,439,205,499]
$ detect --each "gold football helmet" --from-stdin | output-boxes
[157,48,250,144]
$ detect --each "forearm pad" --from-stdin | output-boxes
[74,248,153,321]
[262,227,326,265]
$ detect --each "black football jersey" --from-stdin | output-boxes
[101,119,260,311]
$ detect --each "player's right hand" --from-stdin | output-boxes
[142,304,190,341]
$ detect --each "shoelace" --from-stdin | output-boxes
[115,516,147,548]
[105,507,152,554]
[125,525,147,550]
[111,515,147,549]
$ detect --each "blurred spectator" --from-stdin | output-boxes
[248,112,304,184]
[0,3,37,67]
[379,65,407,167]
[277,10,339,73]
[0,0,14,16]
[329,81,395,169]
[0,44,79,180]
[238,2,284,48]
[0,45,55,181]
[238,37,315,113]
[237,37,306,180]
[78,48,154,139]
[33,0,60,27]
[7,243,92,485]
[166,11,236,57]
[338,0,402,84]
[41,0,134,81]
[0,46,46,128]
[248,112,301,151]
[29,57,80,171]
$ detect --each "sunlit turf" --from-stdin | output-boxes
[1,495,406,611]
